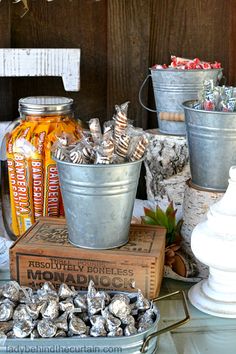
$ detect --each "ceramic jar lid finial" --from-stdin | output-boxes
[207,166,236,233]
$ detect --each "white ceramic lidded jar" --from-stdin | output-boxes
[189,166,236,317]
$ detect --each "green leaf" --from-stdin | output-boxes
[143,207,156,220]
[141,215,157,225]
[142,200,183,247]
[155,207,169,229]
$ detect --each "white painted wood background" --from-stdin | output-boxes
[0,48,81,91]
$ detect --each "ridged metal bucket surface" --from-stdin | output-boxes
[183,100,236,191]
[150,68,223,136]
[55,159,143,249]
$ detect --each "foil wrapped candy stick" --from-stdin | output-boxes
[52,101,149,165]
[0,280,156,339]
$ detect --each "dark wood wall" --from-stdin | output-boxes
[0,0,234,129]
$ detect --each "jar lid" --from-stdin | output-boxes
[19,96,73,115]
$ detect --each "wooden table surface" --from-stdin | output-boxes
[1,268,236,354]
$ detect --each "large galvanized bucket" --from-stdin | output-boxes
[55,158,143,249]
[183,100,236,191]
[139,68,223,136]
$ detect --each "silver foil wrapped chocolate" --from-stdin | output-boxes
[25,301,45,320]
[55,312,69,332]
[73,294,87,312]
[55,329,67,337]
[0,280,157,339]
[13,304,32,321]
[58,283,75,299]
[109,298,131,319]
[0,321,13,334]
[59,298,75,313]
[69,315,87,335]
[135,289,150,310]
[106,316,121,331]
[41,300,59,320]
[2,281,20,302]
[124,324,138,336]
[0,300,14,321]
[13,319,34,338]
[90,324,107,337]
[107,327,123,337]
[37,319,57,338]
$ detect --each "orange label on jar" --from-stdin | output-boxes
[31,160,44,218]
[6,156,20,236]
[15,154,31,214]
[31,125,49,219]
[44,164,60,216]
[13,124,36,233]
[43,126,62,218]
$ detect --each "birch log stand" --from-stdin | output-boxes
[144,129,225,279]
[144,129,190,206]
[181,180,224,278]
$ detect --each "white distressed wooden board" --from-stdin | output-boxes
[0,48,81,91]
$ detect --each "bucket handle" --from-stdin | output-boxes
[139,74,158,113]
[141,289,190,353]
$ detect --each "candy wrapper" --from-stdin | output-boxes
[13,124,37,233]
[152,55,222,70]
[6,112,82,236]
[195,80,236,112]
[0,280,157,339]
[52,102,149,165]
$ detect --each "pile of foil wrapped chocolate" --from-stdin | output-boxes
[152,55,222,70]
[0,280,158,339]
[52,102,149,164]
[193,80,236,112]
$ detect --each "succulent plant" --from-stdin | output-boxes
[141,201,183,246]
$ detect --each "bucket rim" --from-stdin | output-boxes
[182,99,236,115]
[54,156,144,167]
[149,67,223,73]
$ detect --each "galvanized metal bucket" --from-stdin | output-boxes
[1,290,189,354]
[183,100,236,191]
[139,68,223,136]
[55,158,143,249]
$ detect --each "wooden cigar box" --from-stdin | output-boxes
[10,217,166,298]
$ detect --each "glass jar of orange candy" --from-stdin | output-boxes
[1,96,81,239]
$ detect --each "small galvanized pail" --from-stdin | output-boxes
[183,100,236,191]
[139,68,223,136]
[55,158,143,249]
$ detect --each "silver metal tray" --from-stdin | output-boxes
[0,290,189,354]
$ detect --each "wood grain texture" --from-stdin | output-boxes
[0,49,80,91]
[0,1,12,121]
[147,0,230,128]
[107,0,150,128]
[11,0,107,122]
[0,0,234,127]
[10,217,166,297]
[229,0,236,85]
